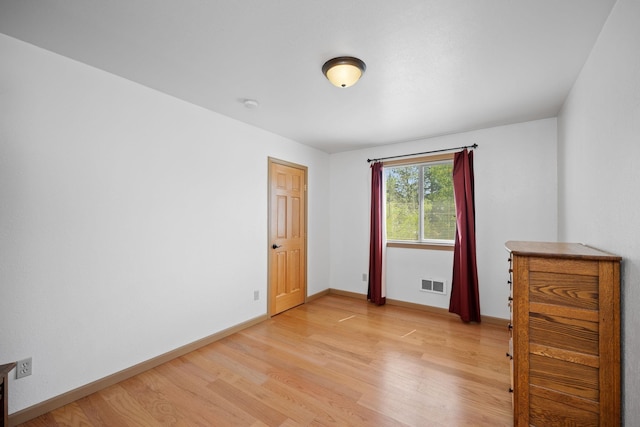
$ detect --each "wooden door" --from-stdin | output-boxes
[268,159,307,315]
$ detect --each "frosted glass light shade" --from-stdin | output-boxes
[322,57,366,88]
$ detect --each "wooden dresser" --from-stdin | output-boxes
[505,241,621,426]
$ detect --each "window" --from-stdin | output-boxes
[384,154,455,248]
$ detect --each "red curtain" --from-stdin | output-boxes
[368,162,386,305]
[449,149,481,322]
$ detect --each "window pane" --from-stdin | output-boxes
[385,165,419,240]
[423,163,455,240]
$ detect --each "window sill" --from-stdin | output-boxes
[387,241,454,251]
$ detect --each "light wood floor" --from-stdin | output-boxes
[18,295,513,426]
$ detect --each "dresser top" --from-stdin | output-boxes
[505,241,621,261]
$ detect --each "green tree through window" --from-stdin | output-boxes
[385,160,455,243]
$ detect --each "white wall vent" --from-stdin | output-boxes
[421,278,446,295]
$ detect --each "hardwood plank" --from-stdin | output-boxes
[206,379,291,426]
[95,384,163,426]
[115,374,191,426]
[75,393,131,427]
[47,403,92,427]
[150,360,260,426]
[17,294,512,426]
[11,413,58,427]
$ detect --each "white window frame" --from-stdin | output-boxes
[384,153,455,251]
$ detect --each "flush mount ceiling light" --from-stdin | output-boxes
[322,56,366,88]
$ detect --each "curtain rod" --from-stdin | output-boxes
[367,143,478,163]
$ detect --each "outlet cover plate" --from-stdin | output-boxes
[16,357,32,379]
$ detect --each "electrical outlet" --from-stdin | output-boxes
[362,273,367,281]
[253,290,259,301]
[16,357,32,379]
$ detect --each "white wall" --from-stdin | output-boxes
[0,34,330,413]
[557,0,640,422]
[329,118,557,319]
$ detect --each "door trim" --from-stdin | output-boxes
[267,157,308,317]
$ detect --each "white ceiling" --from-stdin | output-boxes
[0,0,616,153]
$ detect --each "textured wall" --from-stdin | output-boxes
[0,34,330,413]
[329,118,558,320]
[558,0,640,422]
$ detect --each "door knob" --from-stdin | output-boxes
[272,244,282,249]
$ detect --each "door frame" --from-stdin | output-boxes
[267,157,308,317]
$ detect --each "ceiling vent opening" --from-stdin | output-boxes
[421,278,447,295]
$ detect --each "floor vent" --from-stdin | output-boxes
[421,278,446,295]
